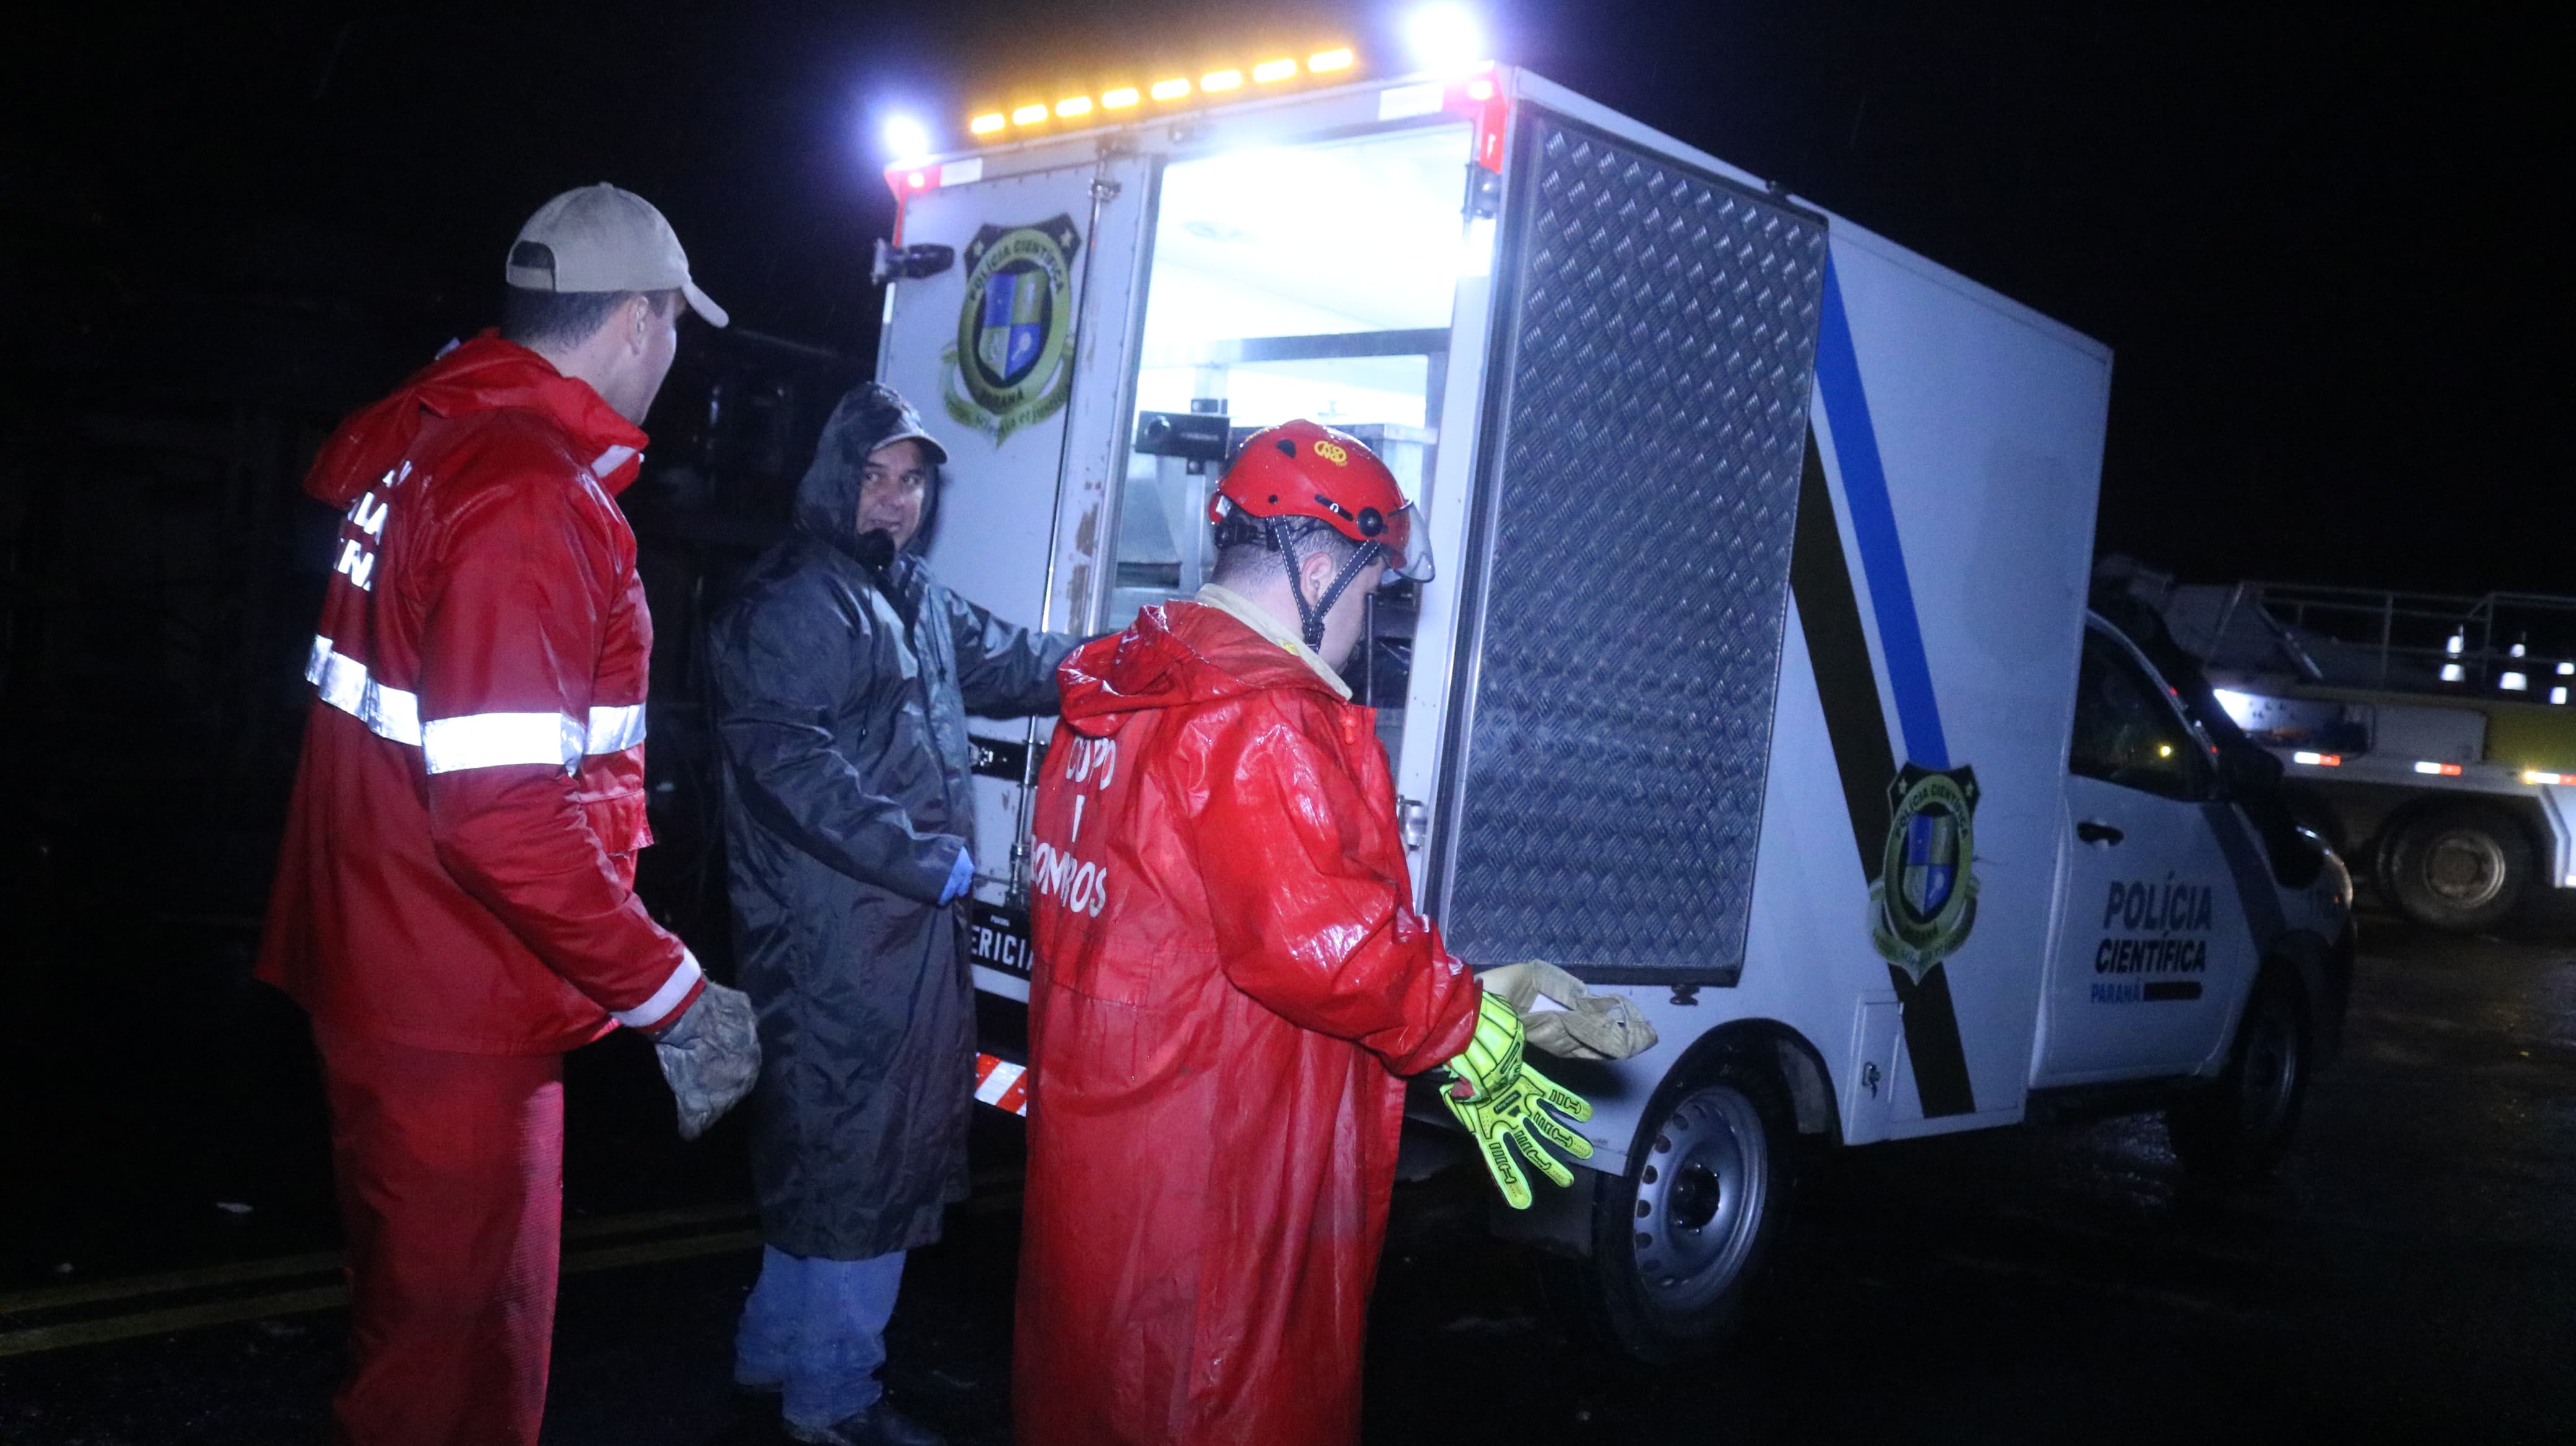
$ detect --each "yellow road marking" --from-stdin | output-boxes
[0,1212,761,1360]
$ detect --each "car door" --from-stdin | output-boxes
[2038,623,2261,1083]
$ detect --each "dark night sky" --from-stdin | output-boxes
[7,2,2562,593]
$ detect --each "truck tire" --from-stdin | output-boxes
[2382,802,2532,933]
[2166,964,2310,1180]
[1542,1047,1796,1363]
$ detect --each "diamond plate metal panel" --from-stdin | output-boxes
[1438,111,1828,983]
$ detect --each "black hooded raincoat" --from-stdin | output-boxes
[710,385,1074,1260]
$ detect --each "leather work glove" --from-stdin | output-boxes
[1440,988,1594,1209]
[651,981,761,1141]
[1478,960,1659,1061]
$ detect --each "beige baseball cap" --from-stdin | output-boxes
[505,183,729,328]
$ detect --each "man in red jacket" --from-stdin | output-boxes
[258,184,759,1446]
[1016,421,1594,1445]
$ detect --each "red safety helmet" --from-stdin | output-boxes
[1209,420,1434,585]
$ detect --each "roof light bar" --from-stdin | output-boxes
[967,45,1362,143]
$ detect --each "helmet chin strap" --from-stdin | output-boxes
[1266,517,1385,652]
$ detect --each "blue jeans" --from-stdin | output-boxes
[736,1244,908,1429]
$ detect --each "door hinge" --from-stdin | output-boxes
[1398,796,1430,850]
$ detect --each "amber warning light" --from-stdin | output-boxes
[968,46,1357,141]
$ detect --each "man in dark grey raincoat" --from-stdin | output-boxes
[708,383,1075,1446]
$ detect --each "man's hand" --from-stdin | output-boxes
[939,845,975,905]
[650,982,760,1140]
[1440,989,1594,1209]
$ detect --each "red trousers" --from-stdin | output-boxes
[318,1024,565,1446]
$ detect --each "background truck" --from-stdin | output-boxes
[873,53,2354,1359]
[2159,580,2576,932]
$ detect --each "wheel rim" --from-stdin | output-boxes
[1630,1084,1769,1311]
[2420,828,2508,908]
[2236,990,2301,1135]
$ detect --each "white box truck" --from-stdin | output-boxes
[871,55,2354,1359]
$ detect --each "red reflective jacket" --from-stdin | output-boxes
[1016,600,1481,1446]
[256,336,700,1055]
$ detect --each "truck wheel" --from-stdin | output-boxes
[2383,803,2532,933]
[2166,965,2310,1180]
[1543,1048,1796,1363]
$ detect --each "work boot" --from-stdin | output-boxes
[781,1399,945,1446]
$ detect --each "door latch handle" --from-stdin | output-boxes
[2076,820,2125,845]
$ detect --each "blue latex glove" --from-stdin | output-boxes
[939,845,975,905]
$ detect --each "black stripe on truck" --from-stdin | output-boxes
[1788,431,1977,1118]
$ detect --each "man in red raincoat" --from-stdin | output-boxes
[1016,421,1594,1445]
[258,185,758,1445]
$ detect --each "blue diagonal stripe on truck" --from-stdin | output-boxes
[1814,256,1949,772]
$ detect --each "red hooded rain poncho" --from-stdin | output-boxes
[1015,598,1482,1446]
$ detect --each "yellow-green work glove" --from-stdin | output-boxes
[1440,988,1595,1209]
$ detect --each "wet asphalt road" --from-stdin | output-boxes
[4,906,2572,1445]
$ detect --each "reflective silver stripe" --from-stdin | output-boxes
[306,635,422,745]
[585,703,648,754]
[422,712,586,775]
[590,445,638,477]
[310,635,640,767]
[612,950,702,1029]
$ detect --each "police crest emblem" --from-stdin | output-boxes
[941,215,1082,444]
[1869,763,1981,980]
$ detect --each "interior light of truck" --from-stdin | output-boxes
[1202,69,1243,92]
[1253,59,1298,83]
[1101,87,1140,108]
[1011,103,1048,126]
[2414,760,2464,776]
[1151,77,1191,101]
[1056,96,1093,118]
[1308,48,1355,72]
[970,113,1006,135]
[2524,771,2572,786]
[2292,752,2343,767]
[2502,671,2530,690]
[2440,663,2466,682]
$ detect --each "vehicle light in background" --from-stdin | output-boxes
[1253,58,1298,83]
[2503,671,2530,691]
[2511,642,2528,657]
[2292,751,2343,767]
[1407,4,1486,74]
[2556,687,2570,705]
[2524,770,2574,786]
[2415,761,2465,776]
[2441,663,2466,682]
[2211,687,2261,728]
[2559,662,2574,675]
[2446,632,2465,656]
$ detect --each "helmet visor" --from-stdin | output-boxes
[1378,503,1434,585]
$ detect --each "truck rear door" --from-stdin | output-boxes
[876,150,1157,996]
